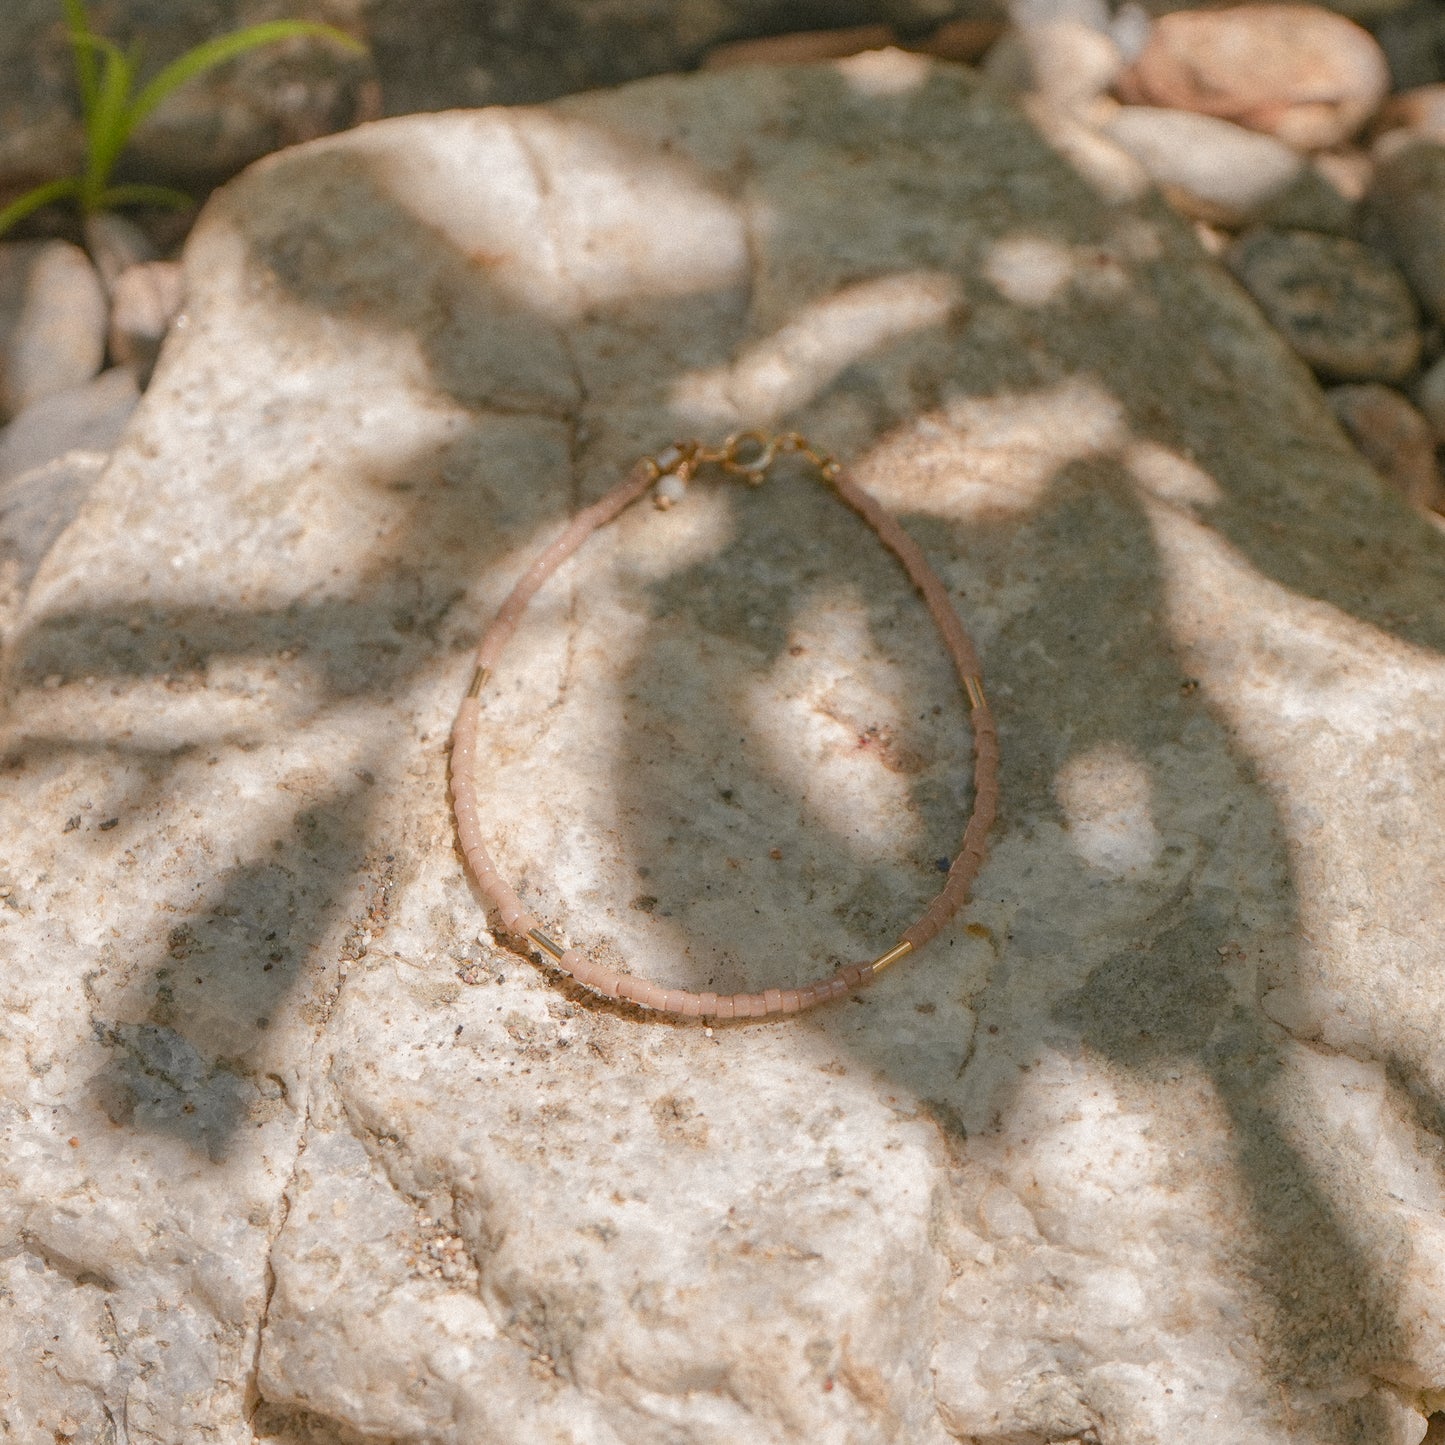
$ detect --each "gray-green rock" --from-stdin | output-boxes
[1226,228,1422,382]
[1367,139,1445,323]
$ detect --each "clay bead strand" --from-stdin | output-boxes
[449,435,999,1020]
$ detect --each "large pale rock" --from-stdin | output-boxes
[4,54,1445,1445]
[1117,3,1391,150]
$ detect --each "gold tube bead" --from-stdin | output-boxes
[964,675,985,710]
[869,939,913,975]
[467,665,491,699]
[528,929,565,961]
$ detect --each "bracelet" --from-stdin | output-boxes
[449,432,999,1020]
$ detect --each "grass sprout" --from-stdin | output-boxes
[0,0,365,238]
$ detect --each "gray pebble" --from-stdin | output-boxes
[1365,140,1445,324]
[0,366,138,608]
[109,262,185,388]
[1414,354,1445,441]
[1373,0,1445,92]
[0,367,139,488]
[1226,229,1421,383]
[1328,381,1443,510]
[0,241,108,420]
[83,212,160,295]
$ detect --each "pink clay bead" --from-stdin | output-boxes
[561,949,601,987]
[716,996,736,1020]
[764,988,782,1013]
[624,978,662,1010]
[700,992,719,1016]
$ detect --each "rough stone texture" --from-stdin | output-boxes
[4,54,1445,1445]
[1226,228,1422,383]
[1328,382,1445,511]
[1116,3,1391,150]
[0,241,107,421]
[1102,105,1354,229]
[1366,140,1445,324]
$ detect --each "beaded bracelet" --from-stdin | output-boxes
[450,432,999,1019]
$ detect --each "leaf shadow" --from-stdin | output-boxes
[3,60,1443,1441]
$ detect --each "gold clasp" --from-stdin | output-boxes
[646,432,838,499]
[717,430,776,484]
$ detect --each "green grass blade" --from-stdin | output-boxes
[0,177,84,239]
[128,22,366,132]
[81,40,137,207]
[62,0,99,127]
[97,182,193,211]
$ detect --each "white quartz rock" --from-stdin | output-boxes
[2,58,1444,1445]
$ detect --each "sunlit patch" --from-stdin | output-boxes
[983,231,1143,308]
[1054,743,1162,875]
[612,484,737,583]
[1125,440,1223,508]
[366,112,748,319]
[747,590,923,859]
[983,236,1076,307]
[851,379,1128,520]
[834,46,933,97]
[671,271,961,426]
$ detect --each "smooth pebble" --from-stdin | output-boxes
[0,242,107,420]
[0,366,138,492]
[1117,4,1390,151]
[1104,106,1351,228]
[1328,382,1443,511]
[1365,140,1445,323]
[108,262,185,387]
[82,213,159,295]
[1414,355,1445,443]
[1226,229,1421,382]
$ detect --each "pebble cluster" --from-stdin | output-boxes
[1083,2,1445,518]
[3,0,1444,614]
[0,213,180,622]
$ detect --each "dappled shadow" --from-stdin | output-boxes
[4,56,1444,1442]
